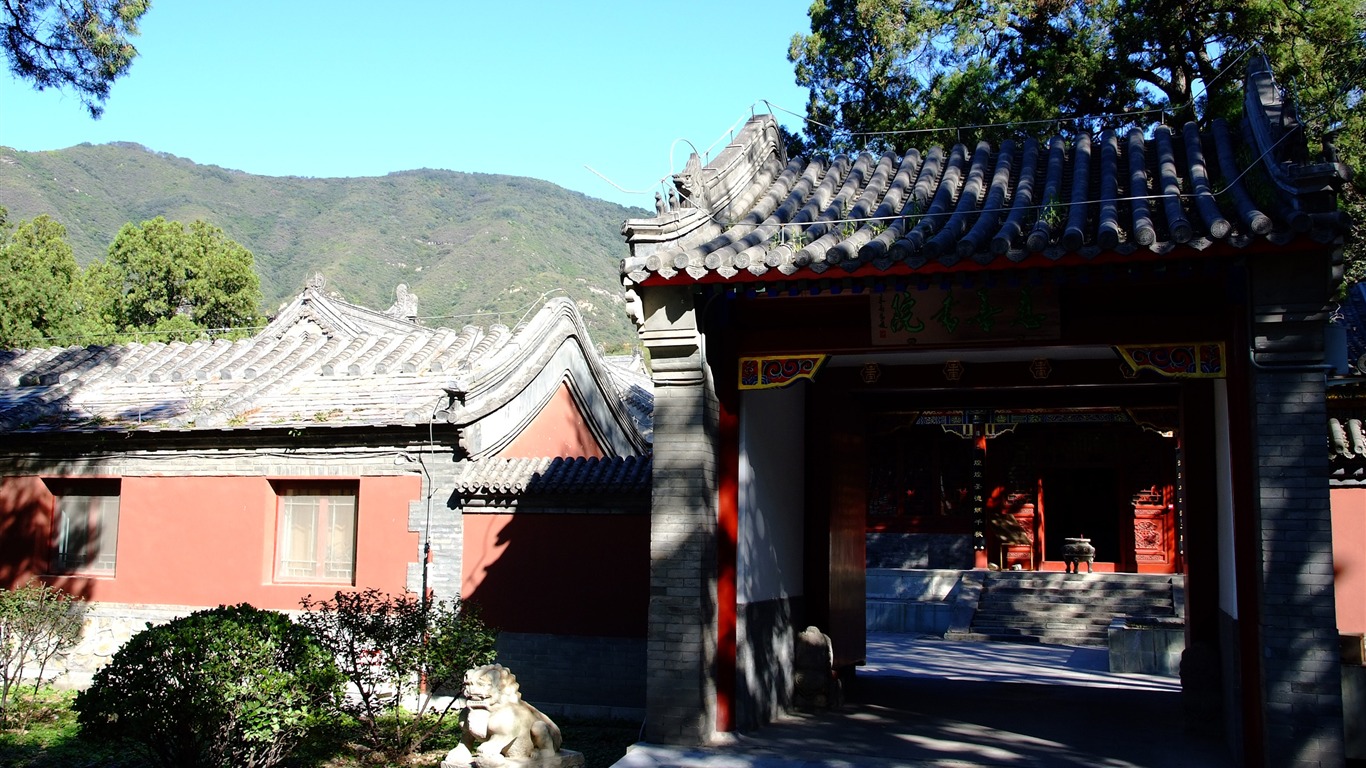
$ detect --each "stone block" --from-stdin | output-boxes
[1108,617,1184,677]
[865,600,903,632]
[928,604,952,635]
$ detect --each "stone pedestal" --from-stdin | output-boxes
[441,749,585,768]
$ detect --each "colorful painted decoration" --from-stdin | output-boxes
[738,355,828,390]
[1115,343,1226,378]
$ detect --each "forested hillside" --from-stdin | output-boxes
[0,143,647,350]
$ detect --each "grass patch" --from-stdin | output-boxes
[0,691,639,768]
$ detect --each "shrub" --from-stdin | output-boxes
[73,603,342,768]
[298,589,497,759]
[0,581,86,727]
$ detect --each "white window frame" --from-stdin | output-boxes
[273,484,357,584]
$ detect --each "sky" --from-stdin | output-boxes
[0,1,815,210]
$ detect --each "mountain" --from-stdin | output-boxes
[0,143,649,350]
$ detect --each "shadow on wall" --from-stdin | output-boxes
[458,472,650,712]
[462,502,648,637]
[0,475,96,602]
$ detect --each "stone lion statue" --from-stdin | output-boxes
[443,664,563,767]
[792,625,842,710]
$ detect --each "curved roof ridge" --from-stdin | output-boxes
[444,297,651,457]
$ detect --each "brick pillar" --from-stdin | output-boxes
[1245,246,1345,766]
[1253,368,1344,766]
[416,462,464,601]
[639,286,718,745]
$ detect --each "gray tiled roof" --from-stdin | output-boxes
[453,455,652,498]
[1331,416,1366,484]
[622,60,1349,287]
[1331,417,1365,459]
[0,287,653,442]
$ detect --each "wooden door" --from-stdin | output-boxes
[825,400,867,669]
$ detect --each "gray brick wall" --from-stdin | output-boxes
[409,460,463,601]
[1254,369,1345,767]
[495,632,645,720]
[644,379,718,745]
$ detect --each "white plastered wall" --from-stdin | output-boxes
[738,385,806,603]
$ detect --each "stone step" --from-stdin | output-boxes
[978,606,1169,617]
[969,571,1181,646]
[977,594,1170,606]
[974,610,1171,625]
[954,628,1108,647]
[982,596,1169,608]
[985,571,1174,580]
[983,581,1172,594]
[971,622,1113,637]
[983,579,1171,591]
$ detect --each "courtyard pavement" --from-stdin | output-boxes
[610,632,1236,768]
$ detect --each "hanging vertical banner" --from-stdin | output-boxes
[871,284,1061,345]
[972,446,987,551]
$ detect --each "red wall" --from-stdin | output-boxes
[459,381,645,637]
[462,512,648,637]
[499,382,605,459]
[0,474,419,610]
[1332,488,1366,634]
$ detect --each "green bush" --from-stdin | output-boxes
[0,581,85,728]
[72,604,342,768]
[298,590,497,759]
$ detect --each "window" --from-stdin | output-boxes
[48,480,121,575]
[274,485,357,583]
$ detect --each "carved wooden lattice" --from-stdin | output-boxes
[1132,487,1172,564]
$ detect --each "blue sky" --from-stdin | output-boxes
[0,1,814,210]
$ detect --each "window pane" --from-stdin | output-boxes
[91,496,119,572]
[324,495,356,580]
[55,498,87,571]
[278,496,319,579]
[52,490,120,575]
[274,488,355,583]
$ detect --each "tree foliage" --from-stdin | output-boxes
[789,0,1365,147]
[0,212,266,348]
[297,589,498,760]
[0,212,86,349]
[73,604,343,768]
[0,581,86,727]
[92,216,265,342]
[0,0,150,117]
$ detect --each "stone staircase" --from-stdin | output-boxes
[952,571,1181,647]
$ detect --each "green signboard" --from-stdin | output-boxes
[871,284,1061,346]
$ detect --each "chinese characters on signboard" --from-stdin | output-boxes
[871,285,1061,345]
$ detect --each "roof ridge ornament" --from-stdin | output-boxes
[384,284,419,323]
[673,153,705,212]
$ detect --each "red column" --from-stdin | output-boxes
[717,395,739,733]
